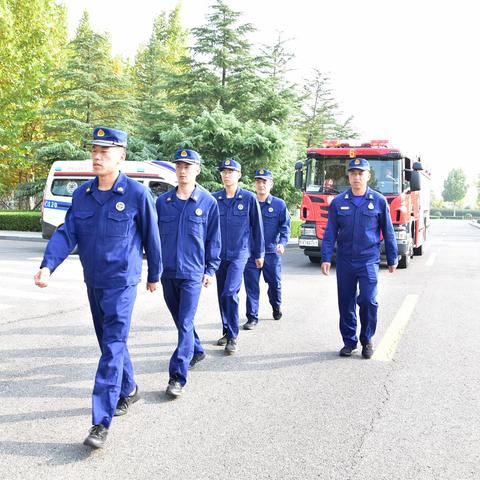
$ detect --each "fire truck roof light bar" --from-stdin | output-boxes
[320,139,389,148]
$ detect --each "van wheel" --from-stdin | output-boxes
[413,244,423,256]
[308,256,321,264]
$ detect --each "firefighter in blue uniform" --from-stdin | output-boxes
[243,169,291,329]
[212,159,265,354]
[156,149,221,398]
[321,158,398,359]
[34,127,161,449]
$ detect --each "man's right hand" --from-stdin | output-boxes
[321,262,331,276]
[34,267,51,288]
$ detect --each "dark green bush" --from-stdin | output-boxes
[0,211,42,231]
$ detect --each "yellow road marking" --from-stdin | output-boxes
[373,294,419,361]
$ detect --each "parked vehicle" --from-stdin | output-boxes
[41,160,176,239]
[294,140,431,268]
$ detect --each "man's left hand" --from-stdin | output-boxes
[276,244,285,255]
[202,274,214,288]
[388,265,397,273]
[255,258,264,269]
[146,282,158,292]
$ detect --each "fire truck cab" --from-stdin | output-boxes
[294,140,430,269]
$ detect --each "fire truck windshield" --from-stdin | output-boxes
[305,157,402,195]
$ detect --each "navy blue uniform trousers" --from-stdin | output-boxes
[87,285,137,428]
[216,258,248,339]
[161,278,204,385]
[243,253,281,322]
[335,258,379,347]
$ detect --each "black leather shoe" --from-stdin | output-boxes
[83,424,108,449]
[339,345,357,357]
[114,385,140,416]
[189,352,206,369]
[166,378,183,398]
[225,338,237,355]
[217,334,228,346]
[362,343,374,359]
[273,308,282,320]
[243,320,257,330]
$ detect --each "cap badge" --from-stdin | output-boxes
[238,204,244,210]
[268,207,273,212]
[97,129,105,137]
[368,203,374,210]
[195,208,203,216]
[354,159,360,165]
[181,150,188,157]
[116,202,125,212]
[259,169,264,174]
[225,159,231,165]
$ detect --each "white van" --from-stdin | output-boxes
[41,160,177,239]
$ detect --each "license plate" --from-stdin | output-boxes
[299,238,319,247]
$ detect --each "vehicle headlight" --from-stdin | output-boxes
[395,231,407,240]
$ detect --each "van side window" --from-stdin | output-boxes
[51,179,89,197]
[149,181,174,198]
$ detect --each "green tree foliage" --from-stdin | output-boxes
[298,69,357,148]
[442,168,468,215]
[0,1,356,212]
[39,11,135,164]
[0,0,68,195]
[132,5,189,142]
[170,0,263,120]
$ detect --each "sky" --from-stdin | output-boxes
[62,0,480,201]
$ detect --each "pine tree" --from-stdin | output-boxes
[132,4,189,144]
[170,0,260,120]
[39,11,135,164]
[298,69,357,148]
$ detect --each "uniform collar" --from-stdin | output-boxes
[259,194,273,205]
[168,184,200,202]
[217,187,242,201]
[343,187,374,202]
[85,172,127,195]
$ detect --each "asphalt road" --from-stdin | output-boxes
[0,219,479,479]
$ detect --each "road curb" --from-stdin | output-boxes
[0,232,46,242]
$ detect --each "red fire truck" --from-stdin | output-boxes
[294,140,431,268]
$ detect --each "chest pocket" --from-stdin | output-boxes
[187,215,206,236]
[337,208,353,228]
[107,211,131,237]
[74,211,95,235]
[159,215,176,235]
[232,204,248,224]
[263,208,278,223]
[360,210,379,229]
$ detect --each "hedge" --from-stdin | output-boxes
[430,208,480,219]
[1,210,303,236]
[0,211,42,231]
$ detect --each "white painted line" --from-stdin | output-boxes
[425,252,437,267]
[1,288,59,302]
[373,294,419,362]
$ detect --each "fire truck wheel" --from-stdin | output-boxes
[398,253,410,269]
[308,256,321,264]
